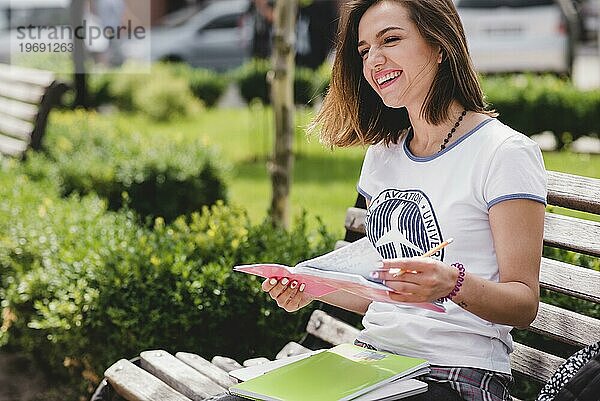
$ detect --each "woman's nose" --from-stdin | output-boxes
[365,47,385,71]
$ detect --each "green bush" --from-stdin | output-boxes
[97,62,203,121]
[0,164,335,396]
[234,59,322,105]
[175,64,228,107]
[135,75,202,121]
[482,74,600,147]
[87,72,115,108]
[235,59,271,104]
[86,62,227,110]
[24,110,228,222]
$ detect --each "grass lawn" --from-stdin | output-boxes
[77,107,600,237]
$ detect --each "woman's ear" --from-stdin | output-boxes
[437,47,444,64]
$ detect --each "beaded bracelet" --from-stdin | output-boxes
[438,262,465,303]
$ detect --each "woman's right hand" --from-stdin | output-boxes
[262,277,314,312]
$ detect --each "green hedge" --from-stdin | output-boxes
[88,62,227,110]
[0,164,335,396]
[24,111,228,222]
[234,58,320,105]
[308,70,600,146]
[482,75,600,146]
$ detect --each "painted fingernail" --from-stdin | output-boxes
[290,280,298,289]
[269,278,277,285]
[299,283,305,292]
[369,271,379,279]
[281,278,289,286]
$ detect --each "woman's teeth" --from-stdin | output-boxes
[377,71,401,85]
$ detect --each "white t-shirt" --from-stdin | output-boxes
[356,118,547,374]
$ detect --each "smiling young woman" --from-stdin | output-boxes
[312,0,496,149]
[261,1,548,401]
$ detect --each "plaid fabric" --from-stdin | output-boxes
[354,339,513,401]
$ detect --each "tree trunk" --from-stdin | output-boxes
[70,0,87,108]
[268,0,298,228]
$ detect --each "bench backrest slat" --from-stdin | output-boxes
[345,207,600,258]
[0,96,39,122]
[529,302,600,347]
[0,81,46,104]
[547,171,600,214]
[0,135,28,157]
[0,64,55,87]
[347,210,600,258]
[540,257,600,303]
[543,213,600,257]
[0,112,35,141]
[510,342,565,383]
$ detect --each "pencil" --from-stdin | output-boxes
[421,237,454,257]
[387,238,454,277]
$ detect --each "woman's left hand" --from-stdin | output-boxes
[372,257,459,303]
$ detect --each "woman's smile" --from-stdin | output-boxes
[375,69,403,89]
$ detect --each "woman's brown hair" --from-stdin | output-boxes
[311,0,496,147]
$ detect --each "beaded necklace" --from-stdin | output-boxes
[407,109,468,154]
[440,109,467,152]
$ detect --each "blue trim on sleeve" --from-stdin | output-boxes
[487,193,547,210]
[357,185,372,202]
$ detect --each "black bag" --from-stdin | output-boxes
[537,341,600,401]
[554,351,600,401]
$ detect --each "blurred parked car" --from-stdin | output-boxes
[456,0,576,76]
[124,0,252,71]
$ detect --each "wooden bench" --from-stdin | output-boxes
[97,170,600,401]
[0,64,68,158]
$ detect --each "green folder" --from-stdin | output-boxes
[229,343,429,401]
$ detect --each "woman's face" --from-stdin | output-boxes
[357,1,441,109]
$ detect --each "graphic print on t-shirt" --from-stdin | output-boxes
[366,189,445,260]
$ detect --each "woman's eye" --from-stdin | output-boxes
[359,49,369,58]
[383,36,400,44]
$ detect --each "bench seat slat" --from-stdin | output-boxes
[529,302,600,347]
[0,135,28,157]
[0,97,38,122]
[210,355,243,373]
[176,352,238,389]
[306,309,360,346]
[0,112,34,141]
[105,358,192,401]
[140,350,224,401]
[275,341,312,359]
[547,171,600,215]
[510,342,565,383]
